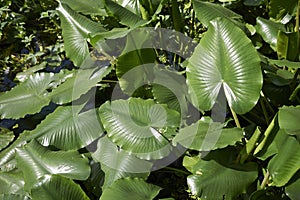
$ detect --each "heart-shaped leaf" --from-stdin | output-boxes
[99,98,180,159]
[186,17,262,114]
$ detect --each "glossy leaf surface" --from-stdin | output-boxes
[187,17,262,114]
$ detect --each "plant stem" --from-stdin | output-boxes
[164,167,190,175]
[260,170,270,189]
[230,107,241,128]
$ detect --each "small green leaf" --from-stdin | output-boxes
[173,120,243,151]
[186,17,262,114]
[267,130,300,186]
[100,178,161,200]
[16,140,90,190]
[61,0,106,15]
[104,0,147,27]
[255,17,286,51]
[277,31,299,61]
[192,0,242,27]
[278,106,300,140]
[31,175,89,200]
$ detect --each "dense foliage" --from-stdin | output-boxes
[0,0,300,199]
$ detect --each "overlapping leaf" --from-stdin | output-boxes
[99,98,180,159]
[173,119,243,151]
[31,175,89,200]
[57,3,105,66]
[92,136,151,189]
[192,0,242,27]
[16,140,90,190]
[100,178,161,200]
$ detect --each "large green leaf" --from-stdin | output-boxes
[173,119,243,151]
[61,0,106,15]
[278,106,300,141]
[92,136,151,189]
[50,66,111,104]
[255,17,286,51]
[29,106,104,150]
[269,0,298,21]
[0,73,54,119]
[184,148,257,199]
[0,128,14,151]
[100,178,161,200]
[192,0,242,27]
[267,130,300,186]
[31,175,89,200]
[57,3,105,66]
[15,140,90,190]
[186,17,262,114]
[99,98,180,159]
[0,170,25,195]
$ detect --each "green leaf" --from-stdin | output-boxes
[92,136,151,189]
[0,170,25,195]
[269,0,298,21]
[29,106,104,150]
[50,66,111,104]
[173,119,243,151]
[61,0,106,15]
[277,31,299,61]
[267,130,300,186]
[99,98,180,159]
[57,3,105,66]
[0,73,55,119]
[184,149,257,199]
[31,175,89,200]
[16,140,90,190]
[100,178,161,200]
[255,17,286,51]
[286,174,300,200]
[0,128,14,151]
[192,0,242,27]
[186,17,262,114]
[104,0,147,27]
[268,59,300,68]
[278,106,300,140]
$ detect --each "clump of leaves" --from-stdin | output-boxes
[0,0,300,199]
